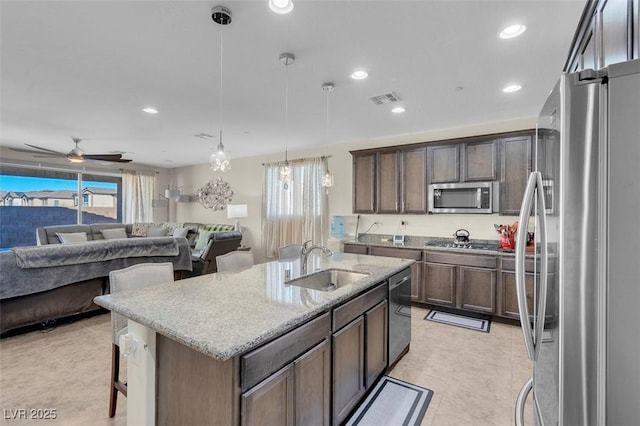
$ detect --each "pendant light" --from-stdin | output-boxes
[209,6,232,172]
[321,82,334,192]
[279,52,295,190]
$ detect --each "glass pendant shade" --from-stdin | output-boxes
[280,162,292,190]
[321,170,334,188]
[210,138,231,171]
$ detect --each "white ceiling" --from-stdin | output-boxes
[0,0,586,169]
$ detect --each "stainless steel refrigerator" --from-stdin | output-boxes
[514,59,640,426]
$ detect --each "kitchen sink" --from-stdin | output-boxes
[285,269,370,291]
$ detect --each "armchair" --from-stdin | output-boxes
[183,231,242,277]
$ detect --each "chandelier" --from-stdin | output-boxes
[279,52,295,189]
[321,82,334,192]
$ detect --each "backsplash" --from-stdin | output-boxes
[339,213,510,241]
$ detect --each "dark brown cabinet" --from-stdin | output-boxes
[364,300,388,388]
[241,364,294,426]
[498,258,536,321]
[377,151,401,213]
[427,144,459,183]
[353,153,376,213]
[332,283,388,425]
[422,251,497,314]
[369,246,422,302]
[241,338,330,426]
[565,0,639,72]
[402,147,428,213]
[463,140,498,181]
[343,243,369,255]
[355,147,427,214]
[500,134,533,215]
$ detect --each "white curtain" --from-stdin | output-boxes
[262,157,328,258]
[122,170,155,223]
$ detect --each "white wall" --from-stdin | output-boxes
[173,117,535,262]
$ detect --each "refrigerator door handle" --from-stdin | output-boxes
[516,172,538,361]
[515,377,533,426]
[532,172,548,361]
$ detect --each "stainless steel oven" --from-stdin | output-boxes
[388,268,411,367]
[428,181,499,214]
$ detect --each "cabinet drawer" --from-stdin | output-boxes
[344,243,369,255]
[501,257,536,273]
[241,313,330,391]
[424,252,496,268]
[369,246,422,261]
[333,283,387,331]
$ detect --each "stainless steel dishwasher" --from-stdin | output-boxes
[388,268,411,366]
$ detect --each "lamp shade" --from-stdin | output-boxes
[227,204,248,219]
[164,189,181,199]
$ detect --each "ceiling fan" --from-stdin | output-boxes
[9,137,132,163]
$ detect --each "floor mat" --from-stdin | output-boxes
[424,309,490,332]
[345,376,433,426]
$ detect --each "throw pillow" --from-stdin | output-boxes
[147,226,169,237]
[101,228,128,240]
[56,232,88,244]
[131,223,149,237]
[194,230,216,251]
[172,227,189,238]
[200,224,235,232]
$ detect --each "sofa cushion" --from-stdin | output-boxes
[101,228,128,240]
[147,226,169,237]
[131,223,149,237]
[91,223,132,240]
[56,232,88,244]
[194,230,216,251]
[172,227,189,238]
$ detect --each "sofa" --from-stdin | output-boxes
[1,221,237,336]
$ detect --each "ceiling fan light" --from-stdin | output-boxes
[67,155,84,163]
[268,0,294,14]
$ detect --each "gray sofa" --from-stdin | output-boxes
[1,221,240,335]
[1,224,196,336]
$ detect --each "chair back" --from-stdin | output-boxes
[109,262,174,343]
[216,251,254,273]
[278,244,302,261]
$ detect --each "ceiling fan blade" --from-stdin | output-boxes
[83,154,123,161]
[24,144,66,155]
[8,146,65,156]
[33,154,68,158]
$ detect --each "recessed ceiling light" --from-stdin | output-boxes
[351,70,368,80]
[142,107,158,114]
[499,24,526,39]
[502,84,522,93]
[268,0,293,14]
[391,106,406,113]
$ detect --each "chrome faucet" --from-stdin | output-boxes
[300,240,333,274]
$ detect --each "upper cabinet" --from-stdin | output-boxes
[463,140,498,181]
[427,139,497,184]
[351,130,531,215]
[427,144,459,184]
[565,0,639,72]
[353,147,427,214]
[499,134,534,215]
[352,153,376,214]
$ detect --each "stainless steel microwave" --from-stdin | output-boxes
[428,181,499,214]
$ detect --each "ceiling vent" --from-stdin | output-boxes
[194,133,214,139]
[368,92,400,105]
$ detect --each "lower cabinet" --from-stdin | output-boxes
[368,246,422,302]
[423,252,497,314]
[241,338,330,426]
[332,284,388,425]
[332,317,365,424]
[499,258,536,320]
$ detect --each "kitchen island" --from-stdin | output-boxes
[94,252,413,426]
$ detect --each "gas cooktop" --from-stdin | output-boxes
[424,241,500,251]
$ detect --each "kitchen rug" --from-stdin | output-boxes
[344,376,433,426]
[424,309,491,333]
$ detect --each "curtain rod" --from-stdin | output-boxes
[261,155,331,166]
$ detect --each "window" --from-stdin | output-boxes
[0,166,122,249]
[262,157,328,258]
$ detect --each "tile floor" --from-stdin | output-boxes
[0,307,533,425]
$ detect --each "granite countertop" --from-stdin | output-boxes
[94,252,413,362]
